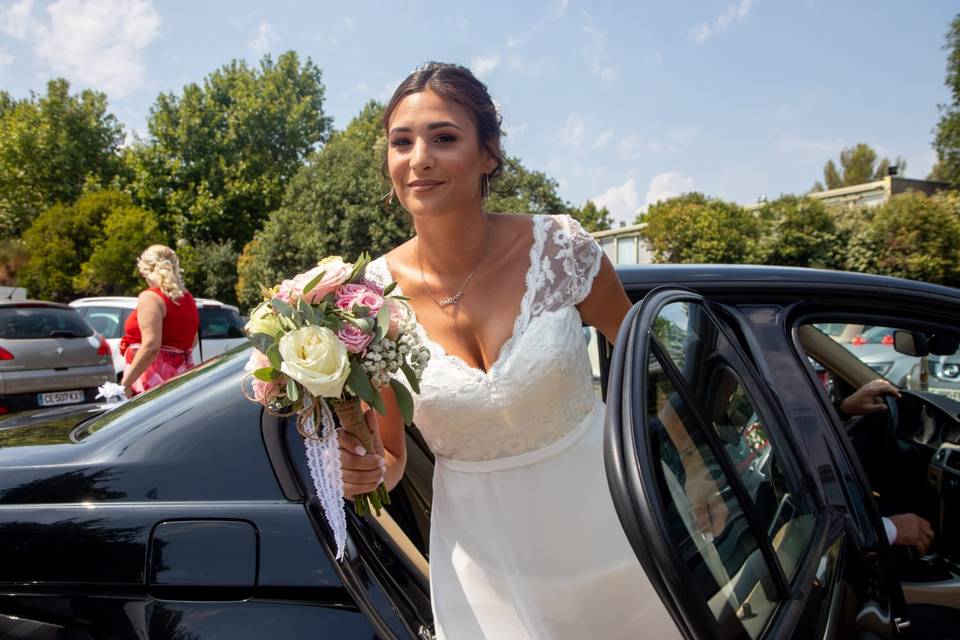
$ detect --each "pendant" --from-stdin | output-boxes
[440,290,464,306]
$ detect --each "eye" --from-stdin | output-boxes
[390,137,411,148]
[434,134,458,143]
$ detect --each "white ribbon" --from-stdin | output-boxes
[302,399,347,559]
[95,381,128,403]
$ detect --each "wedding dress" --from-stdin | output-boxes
[365,214,678,640]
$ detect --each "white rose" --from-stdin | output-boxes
[278,325,350,398]
[245,302,281,338]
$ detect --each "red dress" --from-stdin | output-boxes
[120,288,200,394]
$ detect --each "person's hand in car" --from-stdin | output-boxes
[889,513,935,554]
[839,379,901,417]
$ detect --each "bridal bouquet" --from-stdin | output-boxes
[241,254,429,559]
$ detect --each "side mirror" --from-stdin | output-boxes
[893,330,929,357]
[928,333,960,356]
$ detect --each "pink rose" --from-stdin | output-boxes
[385,298,409,339]
[335,283,384,315]
[244,350,282,404]
[337,323,374,354]
[277,257,353,304]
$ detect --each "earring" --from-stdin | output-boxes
[381,188,396,205]
[481,173,490,199]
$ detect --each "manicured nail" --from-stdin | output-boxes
[355,446,366,456]
[378,457,386,467]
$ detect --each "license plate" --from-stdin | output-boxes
[37,390,84,406]
[935,388,960,402]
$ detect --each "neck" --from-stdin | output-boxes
[413,205,491,275]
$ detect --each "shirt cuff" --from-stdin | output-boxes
[883,517,897,545]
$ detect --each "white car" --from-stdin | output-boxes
[69,296,248,379]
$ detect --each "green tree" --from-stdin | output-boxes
[755,195,837,268]
[932,14,960,186]
[639,193,761,263]
[864,191,960,285]
[812,143,906,191]
[20,190,163,301]
[570,200,613,232]
[0,79,124,237]
[75,206,166,296]
[126,51,332,250]
[177,240,241,305]
[235,101,410,307]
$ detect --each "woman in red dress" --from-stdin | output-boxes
[119,245,200,397]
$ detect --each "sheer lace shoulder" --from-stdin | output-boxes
[526,214,603,319]
[364,255,391,289]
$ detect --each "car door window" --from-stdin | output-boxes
[811,322,960,403]
[648,301,815,638]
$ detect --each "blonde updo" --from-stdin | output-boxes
[137,244,187,302]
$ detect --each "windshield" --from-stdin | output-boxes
[0,306,93,339]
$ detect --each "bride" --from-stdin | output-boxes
[339,62,716,639]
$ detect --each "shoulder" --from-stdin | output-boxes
[138,289,165,306]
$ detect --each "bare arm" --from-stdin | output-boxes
[337,384,408,498]
[576,254,631,345]
[120,291,165,395]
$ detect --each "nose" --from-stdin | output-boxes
[410,136,433,171]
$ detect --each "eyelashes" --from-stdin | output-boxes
[389,134,459,148]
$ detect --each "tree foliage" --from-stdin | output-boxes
[20,190,165,301]
[639,193,761,264]
[755,195,837,268]
[235,101,410,307]
[932,13,960,186]
[125,51,332,249]
[0,79,124,237]
[812,143,905,191]
[177,240,241,305]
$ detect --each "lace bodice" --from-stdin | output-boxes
[365,214,603,462]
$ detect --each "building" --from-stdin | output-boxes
[593,223,654,267]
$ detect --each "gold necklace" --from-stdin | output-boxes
[416,218,491,307]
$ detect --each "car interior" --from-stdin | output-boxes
[797,320,960,610]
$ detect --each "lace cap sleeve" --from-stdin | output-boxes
[529,214,603,315]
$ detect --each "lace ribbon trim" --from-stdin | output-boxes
[301,399,348,560]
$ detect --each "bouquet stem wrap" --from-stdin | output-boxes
[331,396,391,518]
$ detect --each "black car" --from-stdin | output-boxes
[2,265,959,639]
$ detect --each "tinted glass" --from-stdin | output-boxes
[75,306,129,339]
[0,307,93,339]
[200,307,245,339]
[649,302,814,638]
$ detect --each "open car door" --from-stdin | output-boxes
[604,288,905,639]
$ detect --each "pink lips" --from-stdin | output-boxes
[408,179,444,191]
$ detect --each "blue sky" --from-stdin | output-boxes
[0,0,956,225]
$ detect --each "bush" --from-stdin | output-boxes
[755,195,837,268]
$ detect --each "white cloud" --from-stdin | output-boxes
[0,0,37,38]
[471,55,499,79]
[559,112,588,150]
[691,0,755,43]
[594,129,613,149]
[551,0,569,19]
[250,20,276,56]
[582,12,617,81]
[5,0,161,98]
[592,179,642,227]
[645,172,696,207]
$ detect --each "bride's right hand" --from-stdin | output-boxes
[337,409,387,498]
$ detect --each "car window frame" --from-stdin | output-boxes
[606,287,832,640]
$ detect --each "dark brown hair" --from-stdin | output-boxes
[383,62,505,182]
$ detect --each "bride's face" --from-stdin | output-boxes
[387,89,495,217]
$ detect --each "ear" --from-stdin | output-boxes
[481,151,497,175]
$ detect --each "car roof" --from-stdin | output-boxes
[616,264,960,301]
[0,299,76,310]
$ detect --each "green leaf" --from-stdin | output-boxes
[271,297,294,318]
[368,384,386,415]
[301,270,326,297]
[382,281,397,296]
[352,317,375,334]
[376,306,391,341]
[253,367,277,382]
[286,378,300,402]
[249,333,274,353]
[351,303,371,317]
[298,298,320,326]
[266,344,282,370]
[346,357,376,405]
[389,378,414,425]
[400,362,421,395]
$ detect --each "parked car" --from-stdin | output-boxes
[0,300,113,414]
[3,265,960,638]
[70,296,249,379]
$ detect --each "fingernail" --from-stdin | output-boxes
[378,457,386,467]
[355,446,366,456]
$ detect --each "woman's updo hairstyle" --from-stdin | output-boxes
[383,62,506,185]
[137,244,187,302]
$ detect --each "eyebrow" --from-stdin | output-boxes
[389,121,463,134]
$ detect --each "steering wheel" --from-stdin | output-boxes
[881,392,900,449]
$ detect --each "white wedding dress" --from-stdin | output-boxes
[366,214,678,640]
